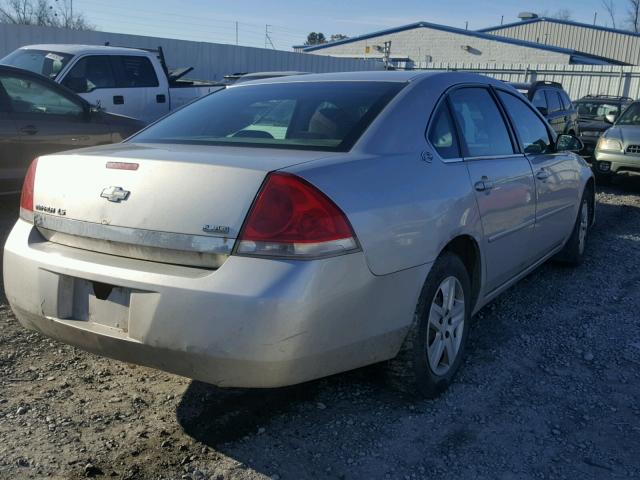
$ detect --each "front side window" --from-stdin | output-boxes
[449,87,514,157]
[0,74,83,116]
[131,81,404,151]
[428,103,460,159]
[559,91,573,110]
[616,102,640,125]
[63,56,117,93]
[1,49,73,79]
[532,90,547,111]
[114,56,159,87]
[498,91,552,155]
[546,91,562,113]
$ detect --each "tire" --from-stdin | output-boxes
[556,189,592,266]
[386,252,471,398]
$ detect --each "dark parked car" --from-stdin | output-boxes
[0,65,145,194]
[574,94,633,160]
[509,81,579,137]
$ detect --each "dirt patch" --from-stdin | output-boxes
[1,179,640,479]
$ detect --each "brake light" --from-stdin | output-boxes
[19,158,38,223]
[236,172,358,258]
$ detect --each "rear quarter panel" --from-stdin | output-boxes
[291,153,482,277]
[287,75,484,277]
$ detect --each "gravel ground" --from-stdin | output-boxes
[1,179,640,480]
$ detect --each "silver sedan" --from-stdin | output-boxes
[4,71,595,398]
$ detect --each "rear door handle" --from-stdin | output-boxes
[536,169,551,180]
[474,177,494,192]
[19,125,38,135]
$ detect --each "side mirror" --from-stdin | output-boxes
[556,134,583,153]
[537,106,549,116]
[605,112,618,124]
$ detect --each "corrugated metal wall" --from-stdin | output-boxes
[0,23,382,80]
[421,63,640,100]
[484,20,640,66]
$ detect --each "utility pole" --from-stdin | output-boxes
[235,21,238,45]
[500,15,504,25]
[465,21,468,30]
[265,24,275,49]
[593,11,597,25]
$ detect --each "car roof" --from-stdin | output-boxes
[228,70,508,87]
[16,44,153,56]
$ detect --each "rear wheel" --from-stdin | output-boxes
[386,252,471,398]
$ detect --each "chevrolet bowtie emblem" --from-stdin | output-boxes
[100,186,130,203]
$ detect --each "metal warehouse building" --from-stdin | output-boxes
[480,17,640,66]
[294,21,622,67]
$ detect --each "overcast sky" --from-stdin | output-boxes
[73,0,627,50]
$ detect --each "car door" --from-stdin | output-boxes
[110,55,167,122]
[496,89,579,258]
[0,81,22,193]
[559,90,578,133]
[0,71,114,169]
[449,86,537,293]
[60,54,123,114]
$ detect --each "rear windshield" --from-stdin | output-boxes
[575,101,621,120]
[1,49,74,79]
[130,81,405,151]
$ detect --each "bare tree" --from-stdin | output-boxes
[0,0,92,29]
[628,0,640,31]
[552,9,573,20]
[540,9,573,20]
[602,0,617,27]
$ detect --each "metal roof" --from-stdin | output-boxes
[294,21,623,64]
[479,17,640,38]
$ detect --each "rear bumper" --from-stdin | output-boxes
[594,151,640,175]
[4,219,428,388]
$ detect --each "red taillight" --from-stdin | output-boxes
[236,172,358,258]
[20,158,38,222]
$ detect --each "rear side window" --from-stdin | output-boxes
[546,91,562,113]
[113,56,159,88]
[498,91,552,155]
[532,90,547,111]
[428,103,460,159]
[131,81,405,152]
[449,87,514,157]
[62,55,117,93]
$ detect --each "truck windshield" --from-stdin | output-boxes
[616,103,640,126]
[130,81,405,152]
[1,49,73,79]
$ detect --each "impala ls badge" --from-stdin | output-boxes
[100,186,130,203]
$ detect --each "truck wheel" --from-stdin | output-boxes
[386,252,471,398]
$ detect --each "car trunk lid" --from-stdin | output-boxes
[32,143,335,267]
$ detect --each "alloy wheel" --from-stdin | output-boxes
[426,276,465,375]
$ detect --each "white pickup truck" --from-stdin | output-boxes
[1,44,225,123]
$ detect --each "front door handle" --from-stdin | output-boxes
[536,169,551,181]
[19,125,38,135]
[474,176,495,192]
[113,95,124,105]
